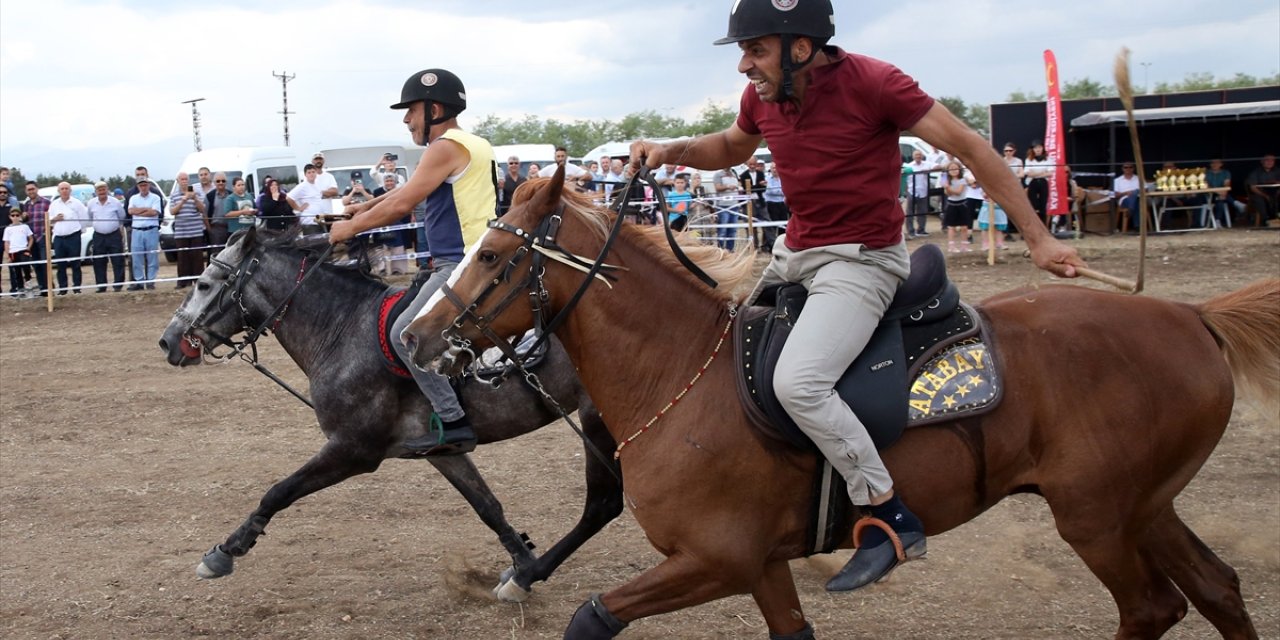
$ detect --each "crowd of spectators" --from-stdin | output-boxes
[496,153,789,252]
[5,147,1277,296]
[3,152,370,296]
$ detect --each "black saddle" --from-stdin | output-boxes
[734,243,1001,452]
[733,243,1003,555]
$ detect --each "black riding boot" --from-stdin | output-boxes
[402,415,477,456]
[825,495,926,592]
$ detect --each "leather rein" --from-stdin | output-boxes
[433,168,718,480]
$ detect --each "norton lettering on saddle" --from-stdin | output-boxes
[734,243,1002,552]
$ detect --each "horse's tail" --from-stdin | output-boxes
[1197,277,1280,422]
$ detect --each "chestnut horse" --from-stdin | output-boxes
[405,170,1279,640]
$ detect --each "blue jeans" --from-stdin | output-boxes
[131,227,160,285]
[716,208,736,251]
[52,233,82,291]
[1120,194,1141,230]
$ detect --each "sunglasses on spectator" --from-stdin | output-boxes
[215,179,226,183]
[1003,149,1015,153]
[9,213,20,217]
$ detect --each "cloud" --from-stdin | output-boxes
[0,0,1276,178]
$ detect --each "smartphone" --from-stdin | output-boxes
[388,154,398,161]
[186,185,194,193]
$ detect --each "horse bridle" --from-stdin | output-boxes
[436,205,625,386]
[172,241,335,407]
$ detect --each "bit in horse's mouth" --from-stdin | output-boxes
[180,334,204,360]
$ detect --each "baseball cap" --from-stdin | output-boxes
[113,187,124,195]
[312,152,325,160]
[94,181,108,188]
[352,170,363,180]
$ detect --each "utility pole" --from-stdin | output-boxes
[273,71,296,146]
[181,98,206,151]
[1139,62,1153,94]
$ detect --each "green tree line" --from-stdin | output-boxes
[5,169,173,195]
[472,102,738,157]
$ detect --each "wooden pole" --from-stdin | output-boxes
[1114,48,1147,294]
[986,208,996,266]
[44,228,53,312]
[745,198,756,251]
[1077,266,1138,293]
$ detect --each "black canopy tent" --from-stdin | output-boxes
[989,86,1280,193]
[1068,100,1279,192]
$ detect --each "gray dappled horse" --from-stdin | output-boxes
[158,227,621,601]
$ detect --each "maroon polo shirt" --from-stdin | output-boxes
[737,48,934,250]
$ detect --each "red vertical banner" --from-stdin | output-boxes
[1043,49,1068,215]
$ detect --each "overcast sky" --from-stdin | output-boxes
[1,0,1276,179]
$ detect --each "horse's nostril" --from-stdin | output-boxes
[404,333,418,353]
[159,338,169,352]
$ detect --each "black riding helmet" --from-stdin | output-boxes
[713,0,835,100]
[391,68,468,129]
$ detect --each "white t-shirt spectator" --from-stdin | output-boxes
[314,170,338,216]
[4,223,34,252]
[539,162,590,180]
[288,181,324,226]
[1113,174,1140,197]
[1025,158,1055,180]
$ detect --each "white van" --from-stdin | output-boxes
[898,135,937,163]
[173,146,305,200]
[320,145,424,181]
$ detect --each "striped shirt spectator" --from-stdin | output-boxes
[170,191,205,238]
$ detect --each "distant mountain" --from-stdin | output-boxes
[1,138,192,181]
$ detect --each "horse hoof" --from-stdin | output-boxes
[196,545,234,579]
[494,576,532,603]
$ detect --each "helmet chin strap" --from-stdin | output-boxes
[778,34,820,102]
[420,100,455,143]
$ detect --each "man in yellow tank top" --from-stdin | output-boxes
[330,68,499,455]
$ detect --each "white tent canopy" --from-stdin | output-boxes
[1070,100,1280,127]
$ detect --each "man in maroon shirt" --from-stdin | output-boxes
[632,0,1083,604]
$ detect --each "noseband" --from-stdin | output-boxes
[435,169,720,386]
[437,205,625,386]
[175,241,335,363]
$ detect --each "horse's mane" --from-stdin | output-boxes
[244,227,388,287]
[516,179,757,301]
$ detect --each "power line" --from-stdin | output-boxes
[181,98,206,151]
[273,71,297,146]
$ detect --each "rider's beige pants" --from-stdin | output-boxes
[753,237,910,505]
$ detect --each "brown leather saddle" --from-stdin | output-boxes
[733,243,1003,553]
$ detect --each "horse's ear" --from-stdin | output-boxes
[528,163,566,219]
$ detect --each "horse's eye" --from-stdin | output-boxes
[479,250,499,264]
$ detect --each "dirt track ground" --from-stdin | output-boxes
[2,229,1278,639]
